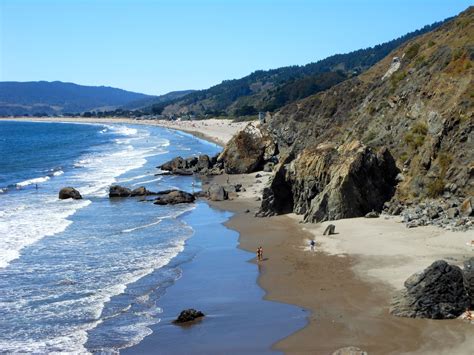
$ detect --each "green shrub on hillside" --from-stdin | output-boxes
[406,43,421,60]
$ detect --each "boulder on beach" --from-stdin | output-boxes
[390,260,470,319]
[464,257,474,307]
[153,190,195,205]
[109,185,132,198]
[207,184,228,201]
[59,187,82,200]
[173,309,205,324]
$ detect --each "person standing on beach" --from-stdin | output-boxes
[257,246,263,261]
[310,240,315,251]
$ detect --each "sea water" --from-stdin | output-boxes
[0,120,221,352]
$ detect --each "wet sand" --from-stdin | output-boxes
[208,172,474,354]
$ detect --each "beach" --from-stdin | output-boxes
[2,117,247,147]
[3,117,474,354]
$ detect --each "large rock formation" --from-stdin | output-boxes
[258,141,399,222]
[217,122,277,174]
[390,260,470,319]
[58,187,82,200]
[153,190,195,205]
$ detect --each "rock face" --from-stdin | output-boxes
[207,184,228,201]
[109,185,132,198]
[217,122,277,174]
[59,187,82,200]
[390,260,470,319]
[153,190,195,205]
[173,309,205,324]
[258,141,399,222]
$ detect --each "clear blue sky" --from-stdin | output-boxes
[0,0,471,95]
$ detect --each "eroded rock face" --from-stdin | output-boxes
[173,309,205,324]
[131,186,149,196]
[258,141,399,222]
[59,187,82,200]
[109,185,132,198]
[390,260,470,319]
[153,190,195,205]
[218,122,277,174]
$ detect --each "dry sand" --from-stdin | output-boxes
[207,172,474,354]
[1,117,248,146]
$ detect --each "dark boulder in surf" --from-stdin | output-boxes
[173,309,205,324]
[153,190,195,205]
[59,187,82,200]
[109,185,132,198]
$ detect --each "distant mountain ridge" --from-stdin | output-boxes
[146,17,450,117]
[0,81,153,116]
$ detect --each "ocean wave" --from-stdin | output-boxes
[16,176,51,188]
[0,198,92,269]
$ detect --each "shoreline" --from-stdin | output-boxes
[0,117,249,147]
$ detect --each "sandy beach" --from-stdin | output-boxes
[207,172,474,354]
[0,117,248,147]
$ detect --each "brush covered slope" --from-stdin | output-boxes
[145,20,446,118]
[258,7,473,221]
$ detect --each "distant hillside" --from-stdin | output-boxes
[122,90,195,110]
[147,18,449,118]
[0,81,153,116]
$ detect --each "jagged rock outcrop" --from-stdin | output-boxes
[173,309,205,324]
[153,190,195,205]
[109,185,132,198]
[217,122,277,174]
[390,260,470,319]
[258,141,399,222]
[58,187,82,200]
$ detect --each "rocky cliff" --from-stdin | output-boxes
[257,7,473,220]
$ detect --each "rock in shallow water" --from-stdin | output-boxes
[174,309,205,324]
[59,187,82,200]
[153,190,195,205]
[109,185,132,198]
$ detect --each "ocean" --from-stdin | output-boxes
[0,120,305,353]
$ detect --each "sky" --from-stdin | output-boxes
[0,0,471,95]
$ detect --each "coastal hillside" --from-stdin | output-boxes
[121,90,195,110]
[146,19,447,118]
[259,6,473,220]
[0,81,153,116]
